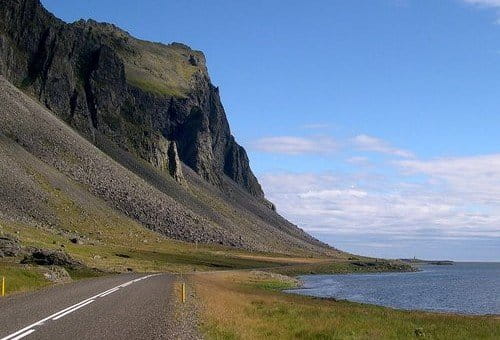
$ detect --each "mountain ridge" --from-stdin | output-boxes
[0,0,265,201]
[0,0,336,255]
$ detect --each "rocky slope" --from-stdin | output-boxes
[0,0,265,200]
[0,0,335,255]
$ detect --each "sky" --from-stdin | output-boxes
[42,0,500,261]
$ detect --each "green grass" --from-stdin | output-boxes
[65,267,105,281]
[126,75,186,98]
[0,262,50,295]
[118,38,202,98]
[267,259,415,276]
[250,280,298,292]
[0,262,103,295]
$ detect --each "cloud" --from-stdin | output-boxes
[462,0,500,8]
[461,0,500,23]
[346,156,372,166]
[252,133,413,158]
[397,154,500,203]
[301,123,330,130]
[251,136,337,155]
[352,135,414,158]
[260,154,500,244]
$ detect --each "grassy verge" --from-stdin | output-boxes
[194,271,500,339]
[0,261,50,295]
[65,267,105,281]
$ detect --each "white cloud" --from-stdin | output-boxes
[397,154,500,203]
[462,0,500,23]
[301,123,330,130]
[251,136,337,155]
[352,134,414,158]
[252,133,413,158]
[346,156,370,165]
[260,154,500,243]
[462,0,500,8]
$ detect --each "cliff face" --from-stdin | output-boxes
[0,0,335,255]
[0,0,264,200]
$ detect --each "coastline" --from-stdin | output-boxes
[193,269,500,339]
[282,262,500,317]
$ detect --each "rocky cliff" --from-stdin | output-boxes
[0,0,265,200]
[0,0,335,255]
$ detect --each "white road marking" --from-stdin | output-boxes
[120,282,133,288]
[0,274,159,340]
[52,300,95,320]
[9,330,35,340]
[99,287,120,297]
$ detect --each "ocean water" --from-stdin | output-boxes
[285,262,500,315]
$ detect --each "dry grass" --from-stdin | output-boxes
[193,271,500,340]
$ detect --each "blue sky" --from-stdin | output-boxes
[42,0,500,261]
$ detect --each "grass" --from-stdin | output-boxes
[266,259,415,276]
[0,217,316,275]
[118,38,202,98]
[0,261,50,295]
[65,267,105,281]
[126,74,187,98]
[250,280,298,292]
[194,271,500,340]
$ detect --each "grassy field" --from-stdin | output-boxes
[194,271,500,340]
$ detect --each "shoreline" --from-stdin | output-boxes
[282,263,499,317]
[194,269,500,338]
[284,289,500,317]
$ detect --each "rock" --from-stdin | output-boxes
[0,0,337,255]
[0,235,23,257]
[152,137,186,184]
[414,328,425,337]
[70,237,83,245]
[0,0,265,200]
[188,55,198,66]
[21,249,83,268]
[167,141,185,184]
[40,266,72,283]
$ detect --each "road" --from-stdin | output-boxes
[0,273,181,340]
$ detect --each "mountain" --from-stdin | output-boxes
[0,0,335,255]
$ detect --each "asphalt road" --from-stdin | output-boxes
[0,273,179,340]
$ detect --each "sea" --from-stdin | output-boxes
[285,262,500,315]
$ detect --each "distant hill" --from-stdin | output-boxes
[399,259,454,265]
[0,0,336,255]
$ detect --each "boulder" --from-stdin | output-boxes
[21,249,83,268]
[40,266,72,283]
[0,235,23,257]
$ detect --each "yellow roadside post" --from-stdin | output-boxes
[1,276,5,297]
[181,282,186,303]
